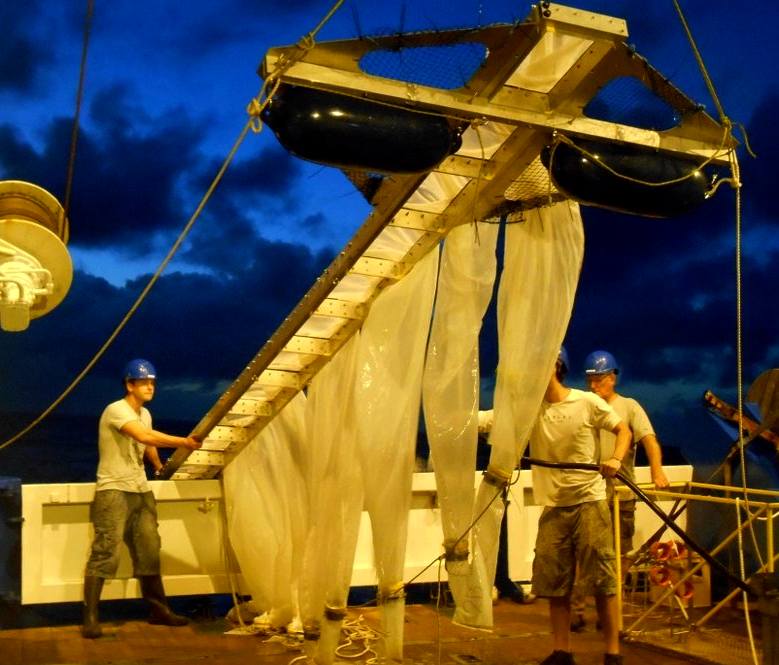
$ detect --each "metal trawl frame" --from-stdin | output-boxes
[161,2,733,480]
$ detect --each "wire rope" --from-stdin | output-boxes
[63,0,95,222]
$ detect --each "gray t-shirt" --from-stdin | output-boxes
[598,393,654,485]
[530,388,622,507]
[95,398,151,493]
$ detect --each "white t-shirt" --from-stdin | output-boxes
[598,394,654,484]
[95,398,151,493]
[530,388,622,507]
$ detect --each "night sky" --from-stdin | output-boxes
[1,0,777,475]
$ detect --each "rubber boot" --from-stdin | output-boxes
[82,575,104,638]
[139,575,188,626]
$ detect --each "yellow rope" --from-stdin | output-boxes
[670,13,765,655]
[302,0,345,46]
[671,0,726,124]
[732,144,764,569]
[0,119,254,453]
[549,129,732,189]
[257,0,346,106]
[0,0,348,454]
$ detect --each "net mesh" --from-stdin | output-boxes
[359,41,488,89]
[503,157,557,203]
[584,75,680,131]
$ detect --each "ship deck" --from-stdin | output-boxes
[0,595,762,665]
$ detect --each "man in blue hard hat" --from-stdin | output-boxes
[583,350,669,493]
[81,359,202,639]
[567,350,671,631]
[530,347,632,665]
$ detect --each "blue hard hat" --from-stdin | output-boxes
[123,358,157,381]
[583,350,619,376]
[558,346,569,373]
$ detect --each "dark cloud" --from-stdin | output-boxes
[301,212,327,231]
[180,149,312,276]
[0,85,206,253]
[144,0,327,56]
[739,89,779,220]
[568,200,778,384]
[70,91,207,252]
[181,197,331,280]
[0,2,48,93]
[0,124,41,174]
[0,229,331,419]
[201,144,303,206]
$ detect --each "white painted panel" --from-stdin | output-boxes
[21,466,693,604]
[21,480,233,604]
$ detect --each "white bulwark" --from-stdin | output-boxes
[21,466,692,604]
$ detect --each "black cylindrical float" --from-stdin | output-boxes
[261,84,462,174]
[541,137,717,218]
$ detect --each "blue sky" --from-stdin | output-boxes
[1,0,778,473]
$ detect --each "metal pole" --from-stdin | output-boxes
[525,458,752,594]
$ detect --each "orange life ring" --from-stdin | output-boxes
[675,579,695,600]
[672,541,688,560]
[650,541,672,561]
[649,565,672,587]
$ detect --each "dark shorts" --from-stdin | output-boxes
[85,489,161,578]
[531,500,617,598]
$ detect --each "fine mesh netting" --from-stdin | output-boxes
[360,41,488,89]
[223,201,585,644]
[423,222,499,628]
[584,75,680,131]
[503,157,559,204]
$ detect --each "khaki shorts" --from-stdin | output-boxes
[531,500,617,598]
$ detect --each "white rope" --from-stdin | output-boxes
[735,498,760,665]
[335,615,382,662]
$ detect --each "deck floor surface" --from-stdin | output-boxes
[0,598,762,665]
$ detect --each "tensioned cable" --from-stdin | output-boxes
[670,0,726,124]
[669,1,767,590]
[0,119,253,453]
[0,0,348,454]
[63,0,94,222]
